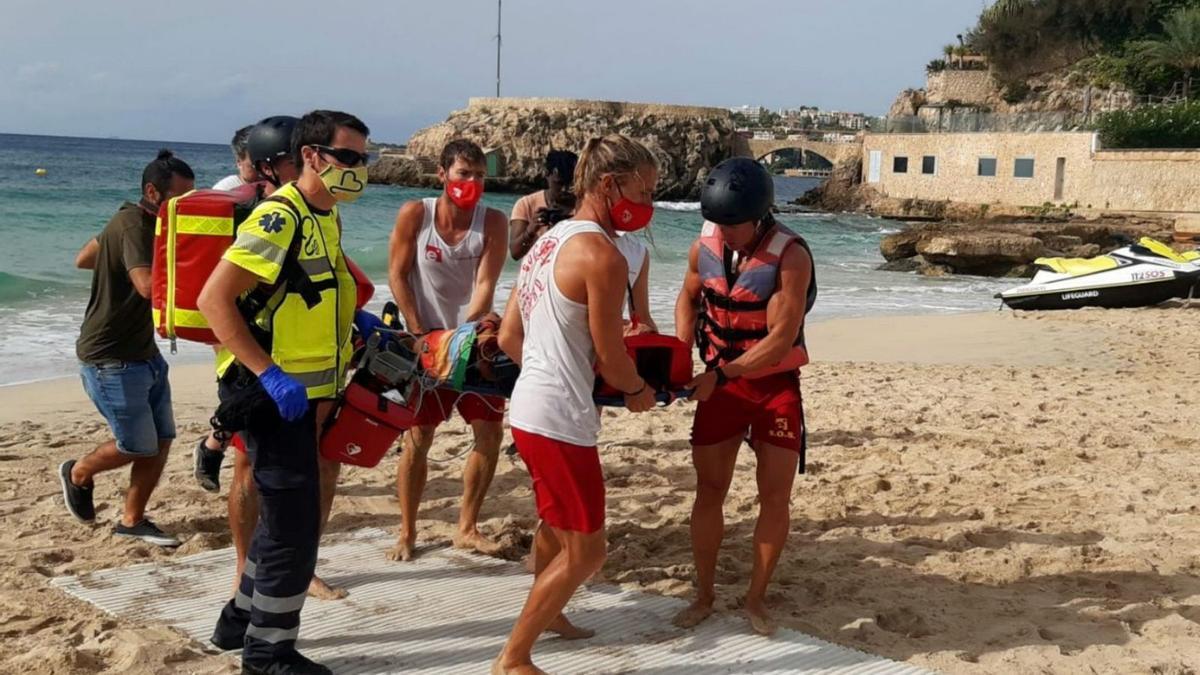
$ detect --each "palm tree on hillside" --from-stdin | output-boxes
[1136,7,1200,100]
[943,44,956,68]
[955,46,969,68]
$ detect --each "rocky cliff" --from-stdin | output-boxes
[369,154,423,185]
[889,68,1136,122]
[795,157,875,212]
[383,98,739,199]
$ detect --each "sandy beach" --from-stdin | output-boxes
[3,307,1199,674]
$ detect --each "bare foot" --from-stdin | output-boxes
[307,574,348,600]
[385,535,416,562]
[672,599,715,629]
[491,657,547,675]
[547,613,595,640]
[453,529,503,556]
[743,599,778,637]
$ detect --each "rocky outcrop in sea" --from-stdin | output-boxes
[371,98,739,200]
[879,218,1177,278]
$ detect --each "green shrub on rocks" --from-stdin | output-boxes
[1098,100,1200,148]
[1000,80,1031,104]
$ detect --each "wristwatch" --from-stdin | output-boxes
[714,366,729,386]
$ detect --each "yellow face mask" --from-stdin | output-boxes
[319,164,368,203]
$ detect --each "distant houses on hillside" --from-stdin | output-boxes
[730,105,868,138]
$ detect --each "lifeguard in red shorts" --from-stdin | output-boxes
[673,157,817,636]
[493,134,658,674]
[386,139,510,562]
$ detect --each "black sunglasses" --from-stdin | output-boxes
[313,145,371,167]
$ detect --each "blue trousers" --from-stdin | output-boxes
[214,378,320,666]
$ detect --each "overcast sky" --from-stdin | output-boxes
[0,0,985,144]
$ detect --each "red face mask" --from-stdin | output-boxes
[446,179,483,210]
[609,181,654,232]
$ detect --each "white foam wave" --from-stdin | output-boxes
[654,201,701,212]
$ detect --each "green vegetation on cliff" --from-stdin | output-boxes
[1097,100,1200,147]
[969,0,1200,98]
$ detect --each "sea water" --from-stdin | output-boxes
[0,132,1009,385]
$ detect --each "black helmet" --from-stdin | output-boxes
[700,158,774,226]
[247,116,299,164]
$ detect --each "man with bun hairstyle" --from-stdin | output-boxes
[60,149,195,547]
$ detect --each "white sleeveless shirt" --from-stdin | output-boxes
[613,234,647,289]
[407,197,487,331]
[509,220,610,447]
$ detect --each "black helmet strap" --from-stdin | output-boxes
[255,158,283,188]
[721,219,773,285]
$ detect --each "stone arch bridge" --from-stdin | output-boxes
[735,136,862,170]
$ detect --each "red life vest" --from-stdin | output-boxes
[695,221,817,378]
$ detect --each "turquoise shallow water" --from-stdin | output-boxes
[0,132,1010,385]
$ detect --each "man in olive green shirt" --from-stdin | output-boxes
[60,149,194,547]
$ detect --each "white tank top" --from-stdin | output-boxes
[612,234,648,320]
[613,234,647,288]
[408,197,487,331]
[509,220,610,447]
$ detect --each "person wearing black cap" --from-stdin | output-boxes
[195,116,304,490]
[194,116,350,614]
[246,116,303,189]
[672,157,817,636]
[201,109,371,674]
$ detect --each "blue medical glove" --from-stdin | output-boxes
[354,309,385,340]
[259,365,308,421]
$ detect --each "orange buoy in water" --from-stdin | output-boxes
[35,168,47,176]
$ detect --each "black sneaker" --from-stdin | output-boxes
[58,460,95,522]
[242,652,332,675]
[194,437,224,493]
[114,519,181,547]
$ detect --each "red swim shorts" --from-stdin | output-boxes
[512,428,605,534]
[411,387,506,427]
[690,371,804,452]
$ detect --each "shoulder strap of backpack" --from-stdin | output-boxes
[237,195,323,321]
[262,194,324,310]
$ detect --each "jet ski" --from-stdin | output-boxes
[997,237,1200,310]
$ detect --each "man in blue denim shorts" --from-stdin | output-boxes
[59,149,194,547]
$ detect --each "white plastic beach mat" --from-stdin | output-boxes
[52,528,931,674]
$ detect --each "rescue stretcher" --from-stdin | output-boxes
[318,321,695,469]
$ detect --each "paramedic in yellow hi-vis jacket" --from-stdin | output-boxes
[198,109,371,675]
